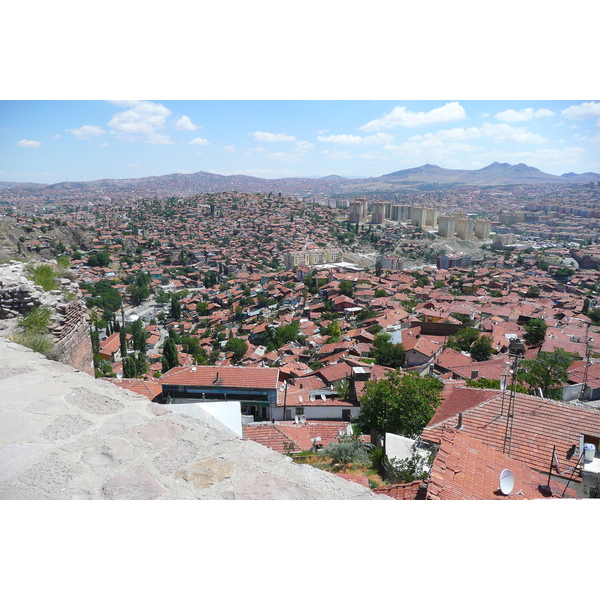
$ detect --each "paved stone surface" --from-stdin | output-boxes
[0,336,388,500]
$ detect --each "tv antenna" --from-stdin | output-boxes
[502,339,525,456]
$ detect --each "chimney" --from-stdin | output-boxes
[470,369,478,380]
[456,412,463,429]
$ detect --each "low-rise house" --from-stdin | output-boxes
[422,386,600,497]
[159,364,280,422]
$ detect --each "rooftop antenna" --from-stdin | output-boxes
[502,338,525,456]
[578,324,592,403]
[538,445,556,497]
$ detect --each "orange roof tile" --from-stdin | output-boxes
[160,365,279,389]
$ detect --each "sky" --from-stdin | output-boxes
[2,99,600,184]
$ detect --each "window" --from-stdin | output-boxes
[296,407,304,415]
[342,409,351,421]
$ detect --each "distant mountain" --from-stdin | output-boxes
[1,163,598,200]
[560,171,600,182]
[379,162,570,185]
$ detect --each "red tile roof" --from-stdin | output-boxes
[107,378,163,401]
[159,365,279,389]
[423,388,600,483]
[426,427,578,500]
[374,480,428,500]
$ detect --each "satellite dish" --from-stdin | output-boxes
[500,378,506,391]
[339,428,346,437]
[300,415,307,424]
[499,468,514,495]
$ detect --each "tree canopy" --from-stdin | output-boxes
[523,318,548,347]
[369,332,405,369]
[162,337,179,373]
[225,337,248,363]
[517,348,578,399]
[354,371,442,438]
[469,335,494,362]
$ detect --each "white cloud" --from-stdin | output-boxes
[189,137,210,146]
[359,153,378,160]
[250,131,296,142]
[322,150,353,160]
[52,134,61,139]
[409,127,481,142]
[494,107,555,122]
[17,139,41,148]
[480,122,547,144]
[294,140,315,153]
[317,132,393,145]
[66,125,106,140]
[361,102,467,131]
[174,115,201,131]
[145,133,174,145]
[128,163,139,168]
[561,101,600,125]
[383,140,483,164]
[108,100,171,136]
[223,145,235,152]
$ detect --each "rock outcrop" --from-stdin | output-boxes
[0,260,94,375]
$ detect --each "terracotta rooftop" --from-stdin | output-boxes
[160,365,279,389]
[423,388,600,483]
[426,427,578,500]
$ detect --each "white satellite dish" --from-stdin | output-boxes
[499,468,514,495]
[300,415,307,424]
[500,378,506,391]
[339,428,346,437]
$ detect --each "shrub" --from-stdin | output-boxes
[27,263,59,291]
[11,332,55,357]
[18,306,53,334]
[324,437,372,470]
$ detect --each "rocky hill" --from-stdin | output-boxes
[2,163,599,201]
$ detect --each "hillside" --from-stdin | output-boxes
[1,163,599,201]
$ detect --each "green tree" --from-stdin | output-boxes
[387,441,433,484]
[131,318,146,354]
[525,285,541,298]
[354,371,442,438]
[517,348,578,399]
[469,335,493,362]
[445,327,479,352]
[170,295,181,320]
[225,337,248,364]
[162,337,179,373]
[339,280,354,298]
[369,332,405,368]
[375,260,383,277]
[523,318,547,347]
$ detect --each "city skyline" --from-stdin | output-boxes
[2,100,599,185]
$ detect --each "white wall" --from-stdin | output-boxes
[165,401,243,438]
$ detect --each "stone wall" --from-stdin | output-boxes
[0,260,94,376]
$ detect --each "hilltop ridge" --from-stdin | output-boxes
[2,162,599,201]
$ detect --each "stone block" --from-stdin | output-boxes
[101,466,166,499]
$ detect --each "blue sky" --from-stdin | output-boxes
[2,100,599,184]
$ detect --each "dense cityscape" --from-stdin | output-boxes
[2,172,600,500]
